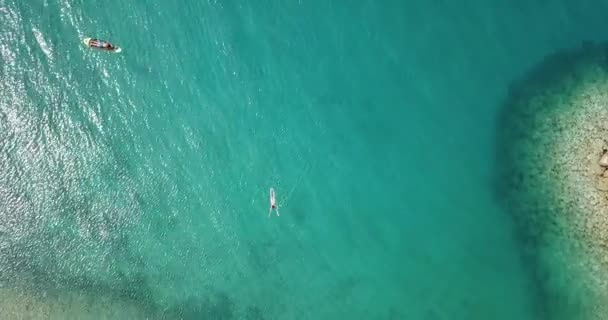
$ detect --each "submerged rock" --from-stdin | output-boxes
[497,42,608,320]
[598,151,608,168]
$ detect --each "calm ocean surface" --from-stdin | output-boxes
[1,0,608,319]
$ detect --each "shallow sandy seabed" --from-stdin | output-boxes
[498,43,608,320]
[0,287,158,320]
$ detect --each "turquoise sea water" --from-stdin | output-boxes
[2,0,608,319]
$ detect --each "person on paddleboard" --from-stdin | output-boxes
[269,188,279,217]
[90,39,114,50]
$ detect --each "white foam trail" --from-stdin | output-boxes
[32,27,53,62]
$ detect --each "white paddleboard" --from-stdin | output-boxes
[82,37,122,53]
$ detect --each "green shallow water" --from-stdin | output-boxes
[1,0,608,318]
